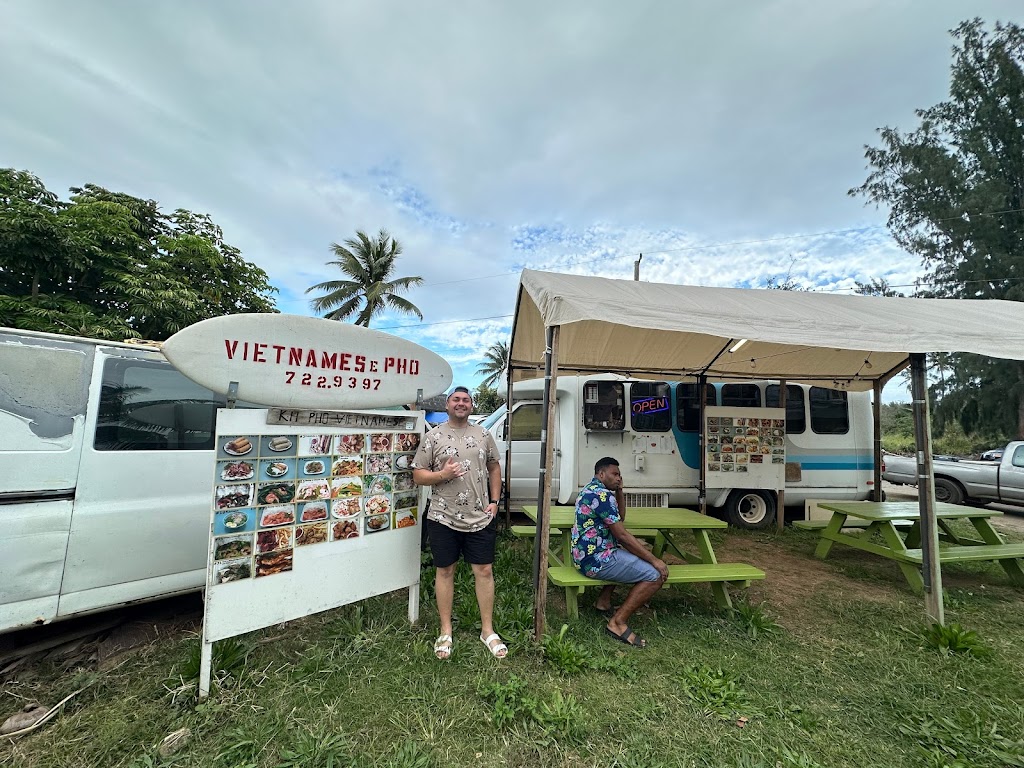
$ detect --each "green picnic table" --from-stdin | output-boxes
[522,505,765,617]
[811,501,1024,593]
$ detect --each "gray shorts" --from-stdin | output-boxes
[594,550,661,583]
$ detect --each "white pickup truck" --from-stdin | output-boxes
[882,441,1024,506]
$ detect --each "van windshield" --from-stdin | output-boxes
[480,404,506,431]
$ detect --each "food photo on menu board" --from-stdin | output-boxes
[298,500,329,523]
[332,519,359,540]
[334,434,364,454]
[364,473,393,495]
[299,435,333,456]
[296,479,332,501]
[364,453,393,474]
[295,522,328,546]
[333,455,364,477]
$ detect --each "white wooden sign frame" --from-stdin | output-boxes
[199,408,424,697]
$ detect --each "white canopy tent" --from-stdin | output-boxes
[510,269,1024,386]
[508,269,1024,636]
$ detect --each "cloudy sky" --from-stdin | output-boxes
[3,1,1020,402]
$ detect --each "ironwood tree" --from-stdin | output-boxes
[851,18,1024,439]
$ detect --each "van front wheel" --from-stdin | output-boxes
[725,490,776,530]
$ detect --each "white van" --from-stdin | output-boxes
[1,328,240,634]
[485,374,875,529]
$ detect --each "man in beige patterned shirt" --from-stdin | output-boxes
[413,386,504,660]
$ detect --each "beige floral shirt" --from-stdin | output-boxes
[412,423,499,532]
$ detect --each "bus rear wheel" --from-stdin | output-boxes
[725,490,776,530]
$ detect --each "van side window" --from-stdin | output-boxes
[509,404,543,441]
[630,382,671,432]
[809,387,849,434]
[676,383,715,432]
[722,383,761,408]
[95,359,220,451]
[765,384,806,434]
[583,381,625,431]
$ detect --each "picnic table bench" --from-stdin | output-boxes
[809,501,1024,593]
[522,505,765,617]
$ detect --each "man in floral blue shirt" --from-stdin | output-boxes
[571,457,668,648]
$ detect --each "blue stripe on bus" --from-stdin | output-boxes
[789,456,874,470]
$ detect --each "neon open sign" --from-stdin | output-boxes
[632,397,669,415]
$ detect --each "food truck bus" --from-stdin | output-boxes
[484,374,874,529]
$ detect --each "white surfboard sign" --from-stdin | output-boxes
[161,314,453,409]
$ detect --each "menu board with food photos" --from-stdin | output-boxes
[203,408,424,655]
[704,406,786,490]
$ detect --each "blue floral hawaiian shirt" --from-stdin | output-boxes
[570,477,621,577]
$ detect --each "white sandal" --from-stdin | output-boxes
[433,634,453,660]
[480,633,508,658]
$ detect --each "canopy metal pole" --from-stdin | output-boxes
[698,374,707,516]
[872,380,883,502]
[910,353,944,625]
[777,379,786,531]
[532,325,559,640]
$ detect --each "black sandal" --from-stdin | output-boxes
[605,625,646,648]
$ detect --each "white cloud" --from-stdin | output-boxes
[2,0,1016,395]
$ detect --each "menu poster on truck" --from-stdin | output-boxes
[704,406,786,490]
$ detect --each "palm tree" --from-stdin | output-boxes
[476,340,509,388]
[306,229,423,326]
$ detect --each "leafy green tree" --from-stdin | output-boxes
[0,170,277,340]
[476,340,509,388]
[850,19,1024,437]
[854,278,906,298]
[307,229,423,327]
[473,383,503,415]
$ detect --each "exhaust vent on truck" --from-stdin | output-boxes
[625,492,668,508]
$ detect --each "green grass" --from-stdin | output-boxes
[4,529,1024,768]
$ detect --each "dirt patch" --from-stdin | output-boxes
[713,534,900,624]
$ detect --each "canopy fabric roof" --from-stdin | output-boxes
[509,269,1024,391]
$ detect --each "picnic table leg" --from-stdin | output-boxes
[653,531,667,559]
[658,531,691,563]
[813,513,847,559]
[970,517,1024,587]
[876,521,925,594]
[564,585,582,620]
[937,519,967,545]
[903,522,921,549]
[691,530,733,611]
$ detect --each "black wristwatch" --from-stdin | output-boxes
[489,498,499,505]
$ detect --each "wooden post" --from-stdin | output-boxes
[872,380,883,502]
[910,353,944,625]
[532,325,559,640]
[777,379,786,531]
[503,370,514,529]
[698,374,707,516]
